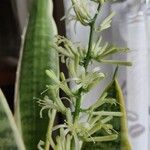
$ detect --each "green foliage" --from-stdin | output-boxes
[14,0,59,149]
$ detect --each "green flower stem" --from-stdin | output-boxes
[84,24,94,70]
[84,4,101,70]
[45,109,56,150]
[73,89,82,122]
[73,4,102,124]
[71,89,82,150]
[71,4,102,149]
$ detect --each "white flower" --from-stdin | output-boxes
[71,0,93,25]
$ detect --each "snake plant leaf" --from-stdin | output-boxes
[82,79,131,150]
[14,0,59,149]
[0,89,25,150]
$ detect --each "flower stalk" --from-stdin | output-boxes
[84,4,101,69]
[38,0,132,150]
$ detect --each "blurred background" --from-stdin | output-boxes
[0,0,150,149]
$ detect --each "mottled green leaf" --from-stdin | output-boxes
[82,79,131,150]
[0,89,25,150]
[14,0,59,149]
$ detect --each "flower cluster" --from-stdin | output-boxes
[38,0,131,149]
